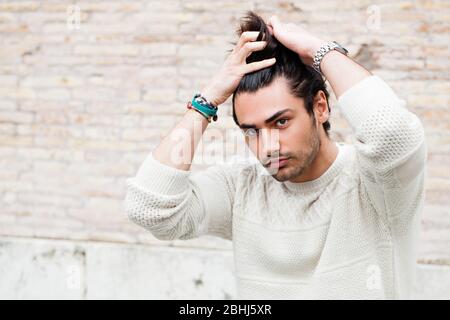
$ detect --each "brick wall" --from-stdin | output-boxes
[0,0,449,269]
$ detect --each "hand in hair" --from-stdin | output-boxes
[267,15,326,66]
[202,31,277,107]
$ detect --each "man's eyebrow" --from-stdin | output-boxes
[239,108,293,129]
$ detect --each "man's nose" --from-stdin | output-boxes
[259,128,280,158]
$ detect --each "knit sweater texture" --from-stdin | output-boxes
[125,75,427,299]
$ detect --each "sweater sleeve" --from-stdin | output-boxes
[124,152,245,241]
[337,75,427,224]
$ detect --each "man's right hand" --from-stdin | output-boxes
[201,31,276,107]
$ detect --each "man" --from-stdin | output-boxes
[124,11,426,299]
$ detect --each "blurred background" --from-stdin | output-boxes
[0,0,449,299]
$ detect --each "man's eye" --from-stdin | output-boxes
[276,119,289,127]
[244,128,258,137]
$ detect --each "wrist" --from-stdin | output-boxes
[311,41,349,75]
[306,38,328,61]
[186,106,211,123]
[189,92,219,123]
[201,87,220,107]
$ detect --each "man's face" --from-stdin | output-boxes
[234,76,322,182]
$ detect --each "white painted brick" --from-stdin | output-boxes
[0,0,447,271]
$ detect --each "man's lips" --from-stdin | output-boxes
[264,157,290,168]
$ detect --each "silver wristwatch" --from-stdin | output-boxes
[312,41,348,74]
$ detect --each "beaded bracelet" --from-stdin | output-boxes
[187,101,216,123]
[186,93,218,123]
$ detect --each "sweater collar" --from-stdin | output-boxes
[281,141,347,193]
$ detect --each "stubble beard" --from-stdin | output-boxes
[272,128,321,182]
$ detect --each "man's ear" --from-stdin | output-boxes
[313,90,329,125]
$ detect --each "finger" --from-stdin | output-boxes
[235,31,260,51]
[242,57,276,74]
[238,41,267,61]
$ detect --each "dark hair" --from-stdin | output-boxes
[231,11,331,137]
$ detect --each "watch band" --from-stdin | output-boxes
[312,41,348,74]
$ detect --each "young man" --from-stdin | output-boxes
[124,12,426,299]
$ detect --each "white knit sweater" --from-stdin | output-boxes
[125,76,427,299]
